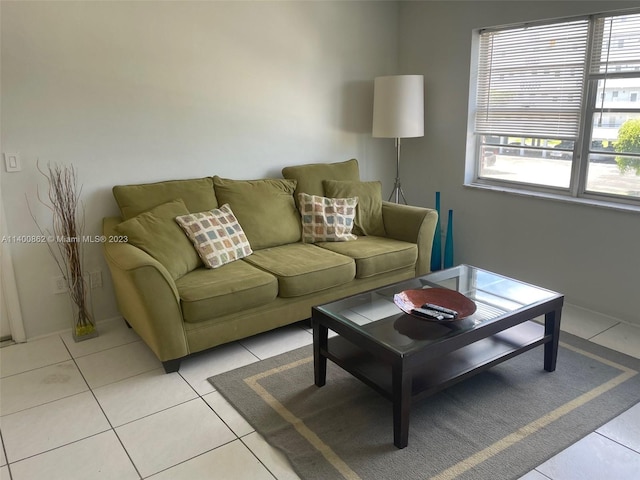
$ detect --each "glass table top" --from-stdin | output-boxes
[314,264,562,355]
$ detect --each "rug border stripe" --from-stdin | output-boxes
[237,340,638,480]
[244,356,363,480]
[429,341,638,480]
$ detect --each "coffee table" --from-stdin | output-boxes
[312,264,564,448]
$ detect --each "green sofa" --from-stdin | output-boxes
[102,159,438,372]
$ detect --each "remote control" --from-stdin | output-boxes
[421,303,459,317]
[411,307,455,320]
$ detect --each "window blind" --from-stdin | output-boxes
[475,19,589,139]
[590,12,640,75]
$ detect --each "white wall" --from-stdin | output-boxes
[0,1,399,338]
[6,0,637,339]
[399,1,640,325]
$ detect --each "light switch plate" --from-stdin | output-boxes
[4,153,21,172]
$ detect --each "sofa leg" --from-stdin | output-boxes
[162,359,181,373]
[300,318,312,328]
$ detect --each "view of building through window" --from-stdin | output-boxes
[473,11,640,204]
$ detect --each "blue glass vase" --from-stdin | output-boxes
[430,192,442,272]
[444,209,454,269]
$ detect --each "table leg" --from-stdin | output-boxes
[313,319,328,387]
[544,307,562,372]
[392,363,411,449]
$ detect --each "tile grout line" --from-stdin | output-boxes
[239,434,280,480]
[0,360,92,418]
[2,319,638,478]
[136,437,240,479]
[0,430,12,480]
[63,322,270,477]
[587,320,622,341]
[594,430,640,456]
[532,468,554,479]
[207,341,282,479]
[3,431,115,475]
[205,340,287,479]
[60,332,145,480]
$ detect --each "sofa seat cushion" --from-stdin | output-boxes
[176,261,278,323]
[242,243,355,297]
[317,236,417,279]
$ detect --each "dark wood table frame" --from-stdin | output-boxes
[312,286,563,449]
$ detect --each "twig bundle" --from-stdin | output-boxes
[28,161,95,336]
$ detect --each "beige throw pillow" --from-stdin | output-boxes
[175,204,253,269]
[298,193,358,243]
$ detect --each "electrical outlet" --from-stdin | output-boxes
[89,270,102,289]
[3,153,21,172]
[52,275,67,294]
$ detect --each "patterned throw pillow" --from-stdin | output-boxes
[175,204,253,269]
[298,193,358,243]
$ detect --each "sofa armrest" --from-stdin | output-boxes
[102,217,188,362]
[381,202,438,276]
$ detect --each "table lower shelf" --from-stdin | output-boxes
[322,320,548,402]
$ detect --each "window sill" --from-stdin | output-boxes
[464,182,640,214]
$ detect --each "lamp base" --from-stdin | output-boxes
[388,180,407,204]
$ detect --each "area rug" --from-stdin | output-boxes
[208,331,640,480]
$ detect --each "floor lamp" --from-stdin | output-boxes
[372,75,424,204]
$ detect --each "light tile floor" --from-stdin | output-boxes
[0,303,638,480]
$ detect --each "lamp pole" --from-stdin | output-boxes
[389,138,407,204]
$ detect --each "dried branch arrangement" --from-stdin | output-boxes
[28,161,97,341]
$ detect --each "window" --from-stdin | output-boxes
[470,10,640,207]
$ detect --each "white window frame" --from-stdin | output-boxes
[466,9,640,211]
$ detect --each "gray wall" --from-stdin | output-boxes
[399,1,640,325]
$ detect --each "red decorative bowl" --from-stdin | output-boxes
[393,288,476,321]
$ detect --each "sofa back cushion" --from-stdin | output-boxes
[322,180,386,237]
[113,177,218,220]
[281,158,360,208]
[213,176,301,250]
[115,198,202,279]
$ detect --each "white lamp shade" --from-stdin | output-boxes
[372,75,424,138]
